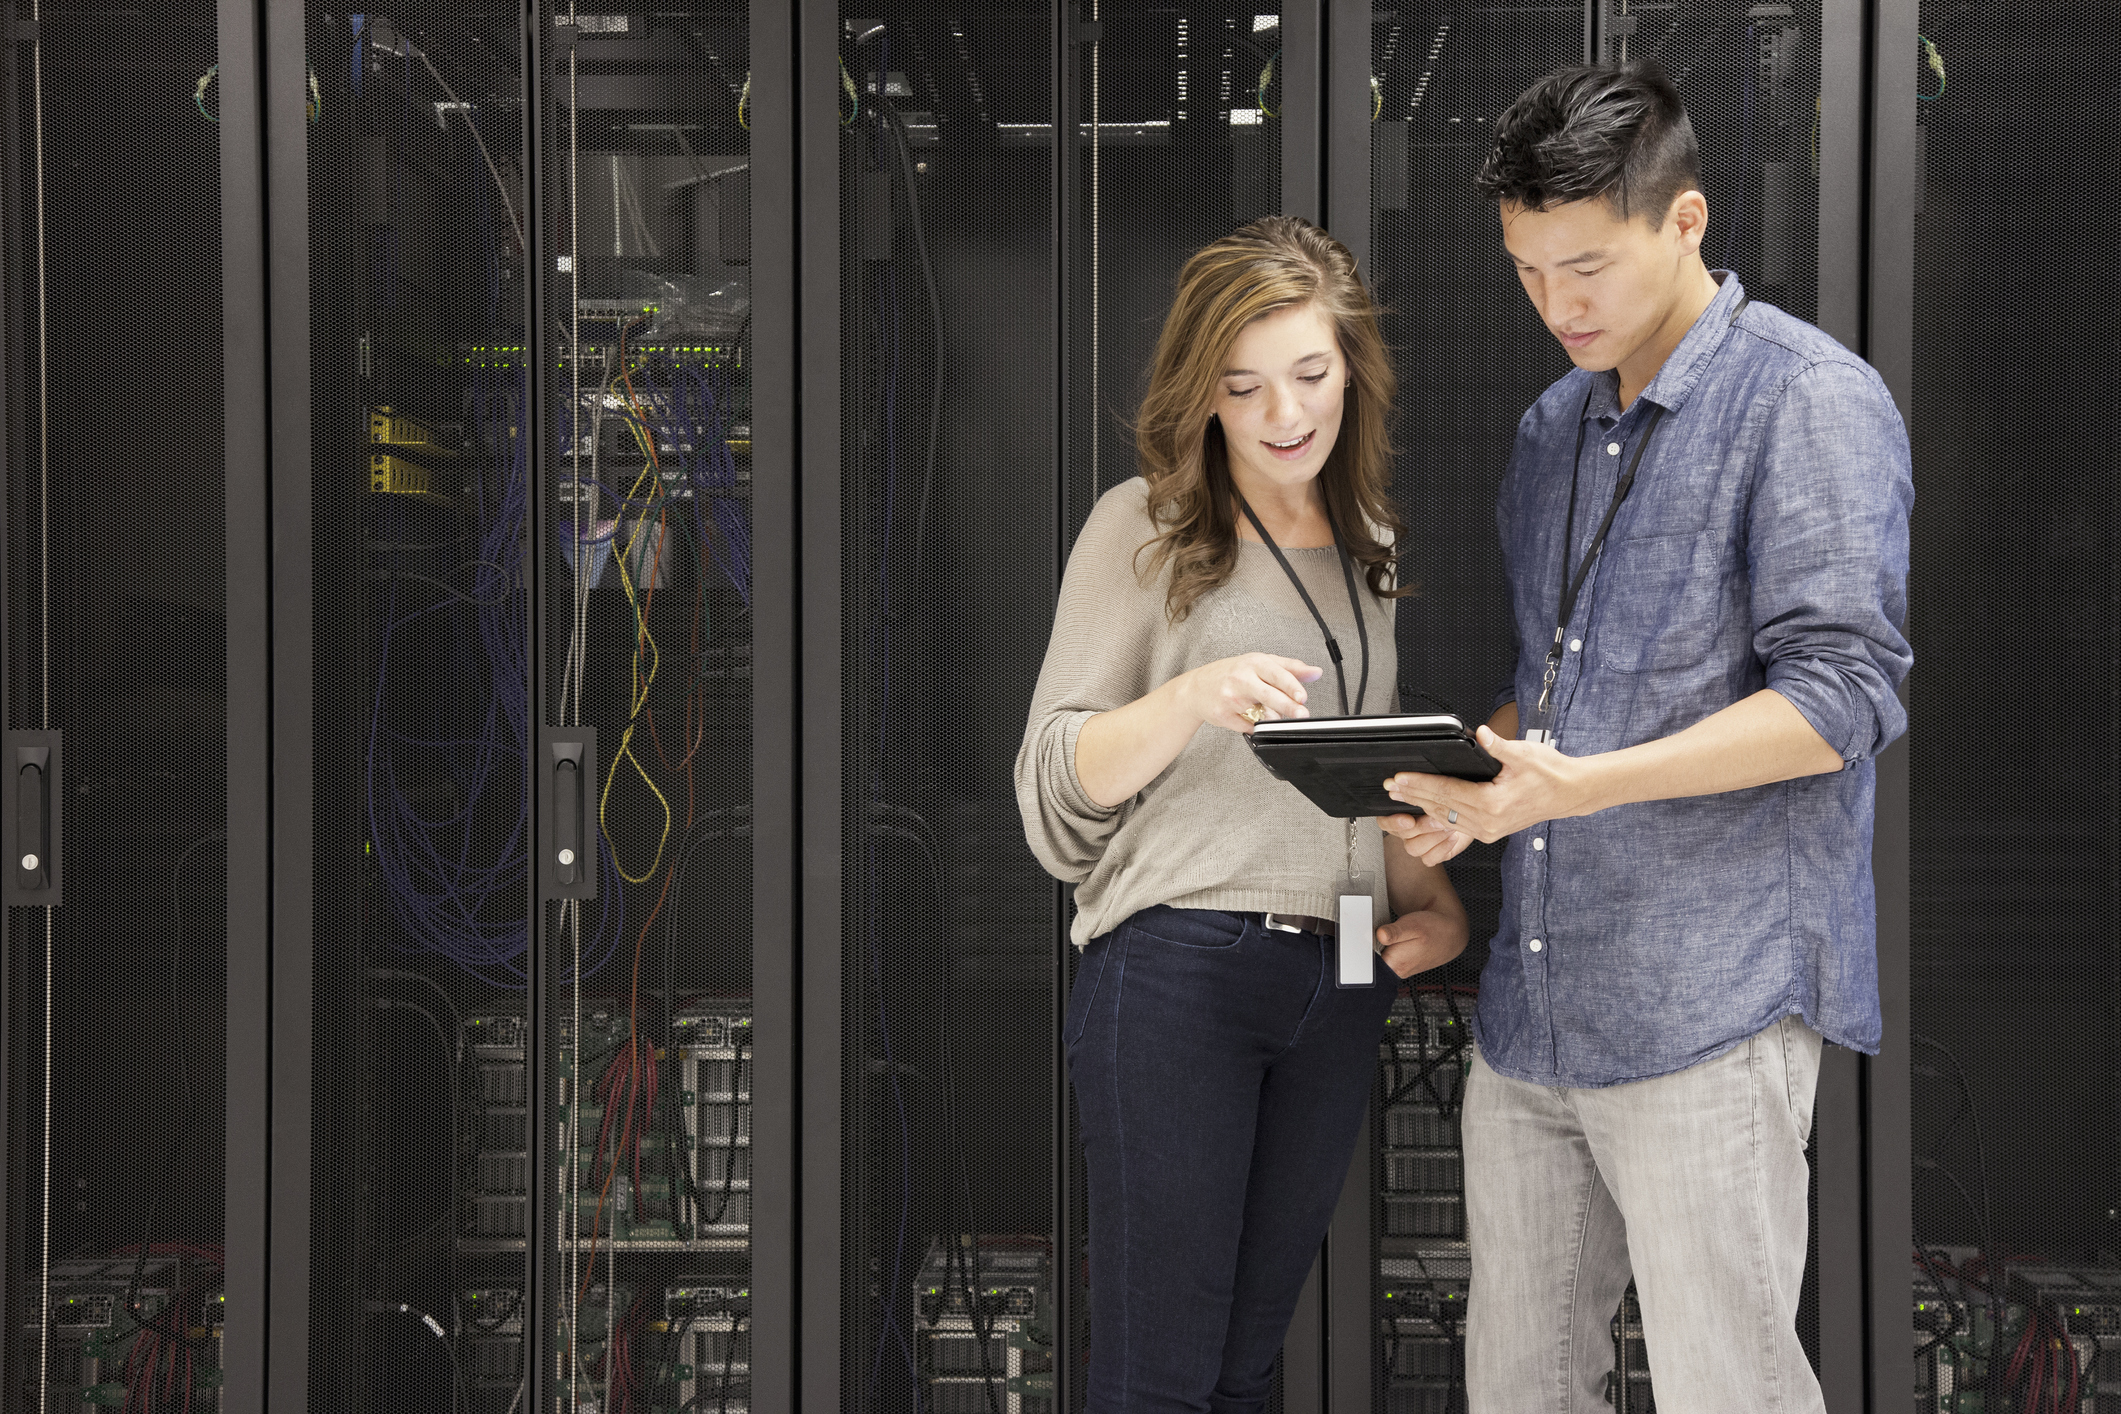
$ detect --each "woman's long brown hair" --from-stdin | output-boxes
[1133,215,1408,623]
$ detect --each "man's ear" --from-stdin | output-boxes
[1669,189,1710,253]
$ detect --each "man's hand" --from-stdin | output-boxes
[1379,725,1599,867]
[1375,907,1467,979]
[1378,689,1848,866]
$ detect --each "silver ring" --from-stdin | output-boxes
[1446,810,1459,825]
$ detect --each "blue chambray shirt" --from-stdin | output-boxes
[1474,273,1913,1088]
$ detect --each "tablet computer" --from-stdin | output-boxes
[1245,712,1502,819]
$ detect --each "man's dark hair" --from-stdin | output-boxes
[1475,61,1701,228]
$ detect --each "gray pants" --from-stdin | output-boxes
[1463,1017,1825,1414]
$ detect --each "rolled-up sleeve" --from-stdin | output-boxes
[1492,408,1539,714]
[1014,494,1154,883]
[1747,360,1915,762]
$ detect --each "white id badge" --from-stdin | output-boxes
[1336,872,1375,988]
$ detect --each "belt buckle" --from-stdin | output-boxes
[1263,911,1332,938]
[1263,912,1304,934]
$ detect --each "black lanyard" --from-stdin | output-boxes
[1529,386,1667,736]
[1238,497,1371,717]
[1529,293,1751,739]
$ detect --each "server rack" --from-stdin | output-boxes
[1902,0,2121,1411]
[1,1,242,1408]
[254,0,775,1409]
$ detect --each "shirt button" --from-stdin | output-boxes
[1528,938,1544,953]
[1532,838,1545,851]
[1605,442,1621,455]
[1569,638,1582,652]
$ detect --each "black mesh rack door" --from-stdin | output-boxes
[1905,2,2121,1411]
[535,4,757,1414]
[1366,4,1832,1408]
[836,7,1063,1412]
[3,0,233,1408]
[298,0,536,1405]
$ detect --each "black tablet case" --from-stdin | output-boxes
[1245,714,1502,818]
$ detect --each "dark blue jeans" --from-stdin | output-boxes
[1064,905,1398,1413]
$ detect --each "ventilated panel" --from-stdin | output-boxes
[836,7,1062,1411]
[536,7,756,1414]
[302,1,536,1405]
[1905,3,2121,1409]
[4,4,231,1406]
[1368,7,1829,1406]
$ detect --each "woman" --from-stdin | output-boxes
[1016,215,1468,1411]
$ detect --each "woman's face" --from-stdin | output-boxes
[1213,301,1348,497]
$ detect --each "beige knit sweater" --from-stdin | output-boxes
[1016,477,1398,948]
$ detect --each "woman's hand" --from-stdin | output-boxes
[1177,653,1324,734]
[1074,652,1324,807]
[1375,908,1468,979]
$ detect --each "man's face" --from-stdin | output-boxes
[1500,189,1708,377]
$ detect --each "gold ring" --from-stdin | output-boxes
[1241,703,1266,725]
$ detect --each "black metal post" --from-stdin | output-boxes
[750,0,801,1404]
[1864,0,1917,1405]
[1053,3,1084,1410]
[1281,0,1323,225]
[521,1,553,1408]
[220,0,274,1403]
[796,0,845,1402]
[259,0,316,1401]
[1811,1,1870,1405]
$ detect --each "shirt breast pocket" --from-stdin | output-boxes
[1594,530,1727,672]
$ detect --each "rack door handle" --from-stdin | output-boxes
[18,763,44,884]
[543,731,597,899]
[554,756,582,885]
[4,734,58,904]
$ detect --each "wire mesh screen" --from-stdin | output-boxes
[1368,4,1828,1406]
[1905,4,2121,1409]
[302,1,536,1405]
[537,6,756,1414]
[4,3,231,1406]
[836,8,1061,1410]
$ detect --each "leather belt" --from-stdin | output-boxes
[1261,911,1337,939]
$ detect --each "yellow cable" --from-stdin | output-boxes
[597,373,674,885]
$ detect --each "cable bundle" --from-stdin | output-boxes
[108,1243,223,1414]
[367,368,535,985]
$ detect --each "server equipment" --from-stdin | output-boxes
[458,1287,526,1414]
[1377,989,1474,1414]
[663,1280,751,1414]
[912,1240,1053,1414]
[26,1257,225,1414]
[1912,1253,2121,1414]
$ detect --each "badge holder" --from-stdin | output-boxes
[1336,821,1374,988]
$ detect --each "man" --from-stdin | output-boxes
[1378,62,1912,1411]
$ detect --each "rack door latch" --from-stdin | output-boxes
[540,728,598,900]
[3,731,61,905]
